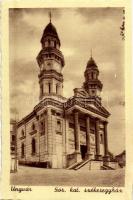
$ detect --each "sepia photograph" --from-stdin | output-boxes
[9,7,125,187]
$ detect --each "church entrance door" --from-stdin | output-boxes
[80,145,87,160]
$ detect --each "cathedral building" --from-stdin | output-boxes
[16,17,113,169]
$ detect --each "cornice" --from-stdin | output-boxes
[38,70,63,82]
[64,97,110,118]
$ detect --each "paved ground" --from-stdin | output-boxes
[10,166,125,186]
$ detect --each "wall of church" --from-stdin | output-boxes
[50,111,65,168]
[25,117,39,162]
[17,109,106,168]
[17,114,48,164]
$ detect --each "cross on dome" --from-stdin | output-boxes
[49,11,52,23]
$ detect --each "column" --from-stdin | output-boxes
[95,118,102,160]
[103,121,110,162]
[74,110,80,153]
[86,116,92,159]
[73,110,81,162]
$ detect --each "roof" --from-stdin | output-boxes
[41,22,60,45]
[115,150,125,158]
[86,56,98,69]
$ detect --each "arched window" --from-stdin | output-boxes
[21,143,25,157]
[41,84,43,95]
[12,135,15,142]
[56,84,58,94]
[54,41,56,48]
[88,73,91,80]
[32,138,36,155]
[40,121,45,135]
[48,82,51,93]
[32,123,35,131]
[45,41,48,47]
[94,73,97,79]
[57,120,61,132]
[48,39,50,46]
[21,129,24,137]
[92,72,94,79]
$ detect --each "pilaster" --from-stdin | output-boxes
[47,108,53,156]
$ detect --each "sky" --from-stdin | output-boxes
[9,8,125,155]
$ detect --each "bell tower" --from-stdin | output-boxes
[37,13,65,100]
[83,56,103,101]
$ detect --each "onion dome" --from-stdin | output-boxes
[83,56,103,94]
[41,22,60,46]
[86,56,98,69]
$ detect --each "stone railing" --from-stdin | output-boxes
[67,153,77,167]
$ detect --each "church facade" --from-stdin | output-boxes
[16,19,111,169]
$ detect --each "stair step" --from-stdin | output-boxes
[74,159,91,170]
[102,165,115,170]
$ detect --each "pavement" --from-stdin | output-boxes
[10,165,125,186]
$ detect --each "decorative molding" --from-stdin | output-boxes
[37,47,65,67]
[34,98,64,112]
[39,69,63,82]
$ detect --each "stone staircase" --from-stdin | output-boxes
[67,159,116,170]
[67,159,91,170]
[67,161,84,170]
[74,159,91,170]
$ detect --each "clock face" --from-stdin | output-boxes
[43,60,61,72]
[43,61,53,70]
[47,61,52,67]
